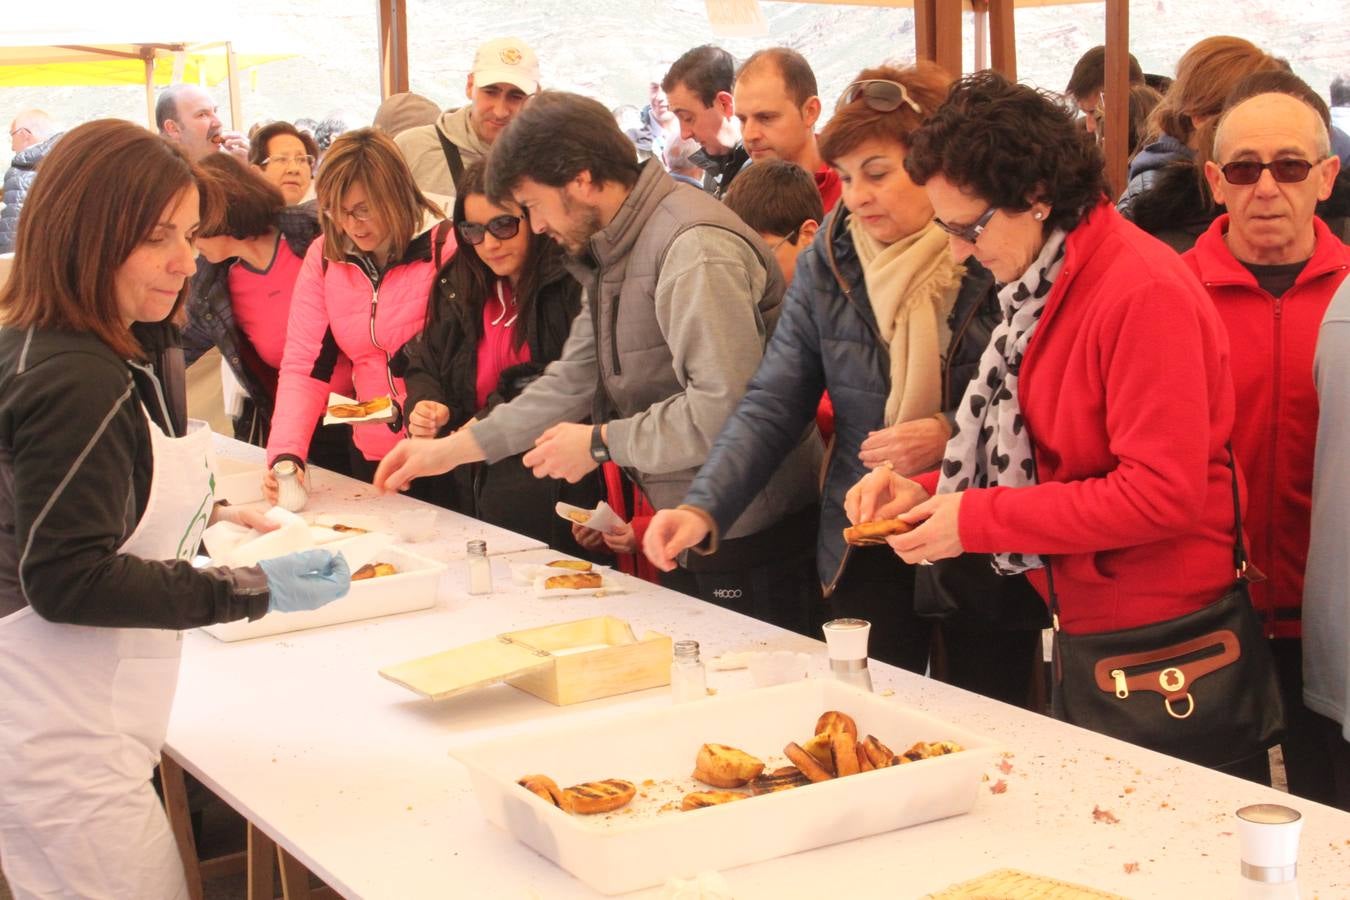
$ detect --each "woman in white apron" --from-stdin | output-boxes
[0,120,351,899]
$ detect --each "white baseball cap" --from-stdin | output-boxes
[471,37,540,94]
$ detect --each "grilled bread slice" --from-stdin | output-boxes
[327,396,391,419]
[517,774,570,811]
[693,743,765,788]
[680,790,747,810]
[830,730,861,777]
[563,779,636,814]
[784,742,834,783]
[748,766,812,795]
[814,710,858,740]
[543,572,603,590]
[352,562,396,581]
[861,735,897,769]
[800,732,835,774]
[842,518,913,546]
[546,559,593,571]
[330,523,368,534]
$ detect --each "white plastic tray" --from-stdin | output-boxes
[211,454,265,505]
[451,679,999,895]
[202,541,445,642]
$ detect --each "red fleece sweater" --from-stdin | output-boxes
[1182,215,1350,638]
[917,202,1241,635]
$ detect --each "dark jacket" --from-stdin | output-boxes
[1117,134,1191,215]
[0,322,269,626]
[682,206,998,588]
[0,132,62,254]
[181,206,323,443]
[402,262,601,547]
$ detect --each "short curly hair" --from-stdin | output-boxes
[904,71,1108,234]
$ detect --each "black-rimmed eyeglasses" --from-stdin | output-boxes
[836,80,923,115]
[933,206,998,244]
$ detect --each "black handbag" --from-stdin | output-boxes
[915,554,1051,630]
[1049,447,1284,768]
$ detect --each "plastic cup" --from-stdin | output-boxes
[1237,803,1302,883]
[398,508,438,543]
[748,651,810,687]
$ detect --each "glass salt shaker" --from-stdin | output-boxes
[466,540,493,595]
[271,460,307,512]
[822,618,874,692]
[670,640,708,703]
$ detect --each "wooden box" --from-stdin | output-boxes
[378,615,672,706]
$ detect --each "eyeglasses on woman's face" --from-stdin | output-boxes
[456,214,523,246]
[261,154,314,170]
[932,205,998,244]
[325,203,373,225]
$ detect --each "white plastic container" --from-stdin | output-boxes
[451,679,998,895]
[202,538,445,642]
[210,455,266,505]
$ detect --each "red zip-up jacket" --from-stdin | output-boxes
[917,202,1240,635]
[1182,215,1350,639]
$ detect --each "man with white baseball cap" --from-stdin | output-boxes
[395,36,540,205]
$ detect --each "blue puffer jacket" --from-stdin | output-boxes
[682,206,997,589]
[0,133,62,254]
[1117,134,1191,217]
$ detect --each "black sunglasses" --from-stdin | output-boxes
[456,214,522,245]
[1220,158,1323,186]
[933,206,998,244]
[836,79,923,115]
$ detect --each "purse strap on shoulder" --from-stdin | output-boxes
[1046,441,1246,630]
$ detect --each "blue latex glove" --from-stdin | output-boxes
[258,549,351,613]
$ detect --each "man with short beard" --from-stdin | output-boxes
[395,37,539,207]
[375,92,824,636]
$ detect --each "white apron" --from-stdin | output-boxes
[0,412,215,900]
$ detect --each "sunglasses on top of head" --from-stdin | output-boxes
[456,214,523,245]
[836,79,923,115]
[1219,157,1325,186]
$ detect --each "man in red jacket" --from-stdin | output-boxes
[1186,87,1349,804]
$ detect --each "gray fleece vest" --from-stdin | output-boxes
[568,161,821,538]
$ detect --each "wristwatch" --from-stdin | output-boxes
[590,424,611,464]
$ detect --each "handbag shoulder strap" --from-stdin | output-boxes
[1046,442,1246,629]
[435,128,466,192]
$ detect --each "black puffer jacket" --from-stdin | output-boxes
[682,206,998,588]
[402,262,602,547]
[0,132,62,254]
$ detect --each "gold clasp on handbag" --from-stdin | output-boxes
[1110,668,1128,699]
[1159,667,1185,692]
[1165,694,1195,719]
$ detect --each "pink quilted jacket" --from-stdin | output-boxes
[267,226,451,464]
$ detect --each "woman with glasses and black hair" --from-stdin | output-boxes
[645,64,1044,698]
[845,72,1280,778]
[248,121,319,207]
[263,127,449,503]
[401,161,601,554]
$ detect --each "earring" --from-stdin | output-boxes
[1033,211,1045,221]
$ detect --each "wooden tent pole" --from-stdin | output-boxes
[1104,0,1129,197]
[143,50,156,129]
[934,0,963,77]
[913,0,937,64]
[376,0,409,101]
[988,0,1016,80]
[225,42,242,130]
[972,0,989,71]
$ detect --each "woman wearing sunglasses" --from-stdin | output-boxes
[645,64,1044,696]
[401,162,601,552]
[844,73,1281,776]
[264,128,449,502]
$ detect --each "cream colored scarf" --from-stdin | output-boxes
[849,216,964,426]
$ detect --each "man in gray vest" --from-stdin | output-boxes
[376,91,823,635]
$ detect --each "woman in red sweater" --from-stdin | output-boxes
[845,73,1273,776]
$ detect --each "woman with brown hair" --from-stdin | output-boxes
[847,72,1280,777]
[645,64,1046,695]
[263,127,449,503]
[248,120,320,206]
[0,119,348,896]
[1118,35,1280,216]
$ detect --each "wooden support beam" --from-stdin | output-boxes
[247,823,277,900]
[376,0,409,101]
[934,0,963,78]
[988,0,1017,80]
[144,54,156,129]
[913,0,936,64]
[972,0,989,71]
[159,753,204,900]
[225,41,243,131]
[1103,0,1130,197]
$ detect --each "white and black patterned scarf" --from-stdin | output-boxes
[937,228,1068,575]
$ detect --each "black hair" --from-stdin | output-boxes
[662,45,736,107]
[1065,45,1143,100]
